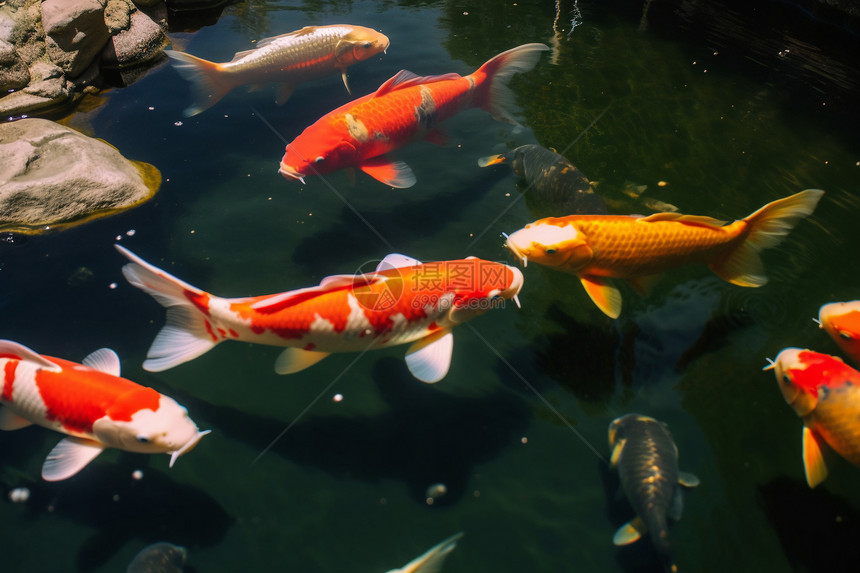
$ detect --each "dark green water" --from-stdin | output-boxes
[2,0,859,571]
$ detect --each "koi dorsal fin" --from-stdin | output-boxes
[0,340,61,372]
[373,70,462,98]
[250,275,383,314]
[82,348,121,376]
[377,254,422,272]
[637,212,728,227]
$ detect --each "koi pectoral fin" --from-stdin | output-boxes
[0,408,34,431]
[42,437,105,482]
[477,154,507,168]
[405,329,454,383]
[678,471,700,488]
[802,425,829,488]
[276,83,295,106]
[613,517,646,546]
[359,157,417,188]
[580,275,622,319]
[341,70,351,94]
[274,348,332,375]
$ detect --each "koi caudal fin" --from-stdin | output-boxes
[709,189,824,287]
[115,245,219,372]
[473,43,549,125]
[165,50,233,117]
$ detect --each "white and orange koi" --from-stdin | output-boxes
[116,246,523,383]
[0,340,208,481]
[167,24,390,116]
[766,348,860,487]
[817,301,860,364]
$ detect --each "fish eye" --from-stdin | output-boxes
[136,435,150,443]
[362,42,372,48]
[545,248,557,254]
[782,374,792,385]
[839,330,853,340]
[314,156,325,164]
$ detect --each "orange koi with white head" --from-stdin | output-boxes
[0,340,208,481]
[116,246,523,383]
[817,301,860,364]
[766,348,860,487]
[278,43,549,187]
[505,190,823,318]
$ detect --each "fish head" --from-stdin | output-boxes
[279,126,357,183]
[505,219,592,271]
[507,144,541,178]
[443,260,524,324]
[818,300,860,362]
[766,348,841,417]
[335,26,390,64]
[607,413,661,447]
[92,394,209,462]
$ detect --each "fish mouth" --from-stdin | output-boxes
[278,163,306,184]
[169,429,211,468]
[503,233,528,268]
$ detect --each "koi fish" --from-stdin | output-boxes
[166,24,390,117]
[478,144,608,216]
[608,414,700,573]
[765,348,860,487]
[505,189,824,318]
[115,246,523,383]
[278,43,550,187]
[0,340,208,481]
[817,301,860,364]
[386,532,463,573]
[127,542,187,573]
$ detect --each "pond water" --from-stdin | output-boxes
[2,0,859,572]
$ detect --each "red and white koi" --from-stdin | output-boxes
[765,348,860,487]
[0,340,209,481]
[817,300,860,364]
[115,246,523,383]
[278,43,549,187]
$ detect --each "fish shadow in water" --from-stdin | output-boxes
[162,357,530,505]
[0,463,233,572]
[532,303,621,406]
[758,477,860,572]
[290,168,508,271]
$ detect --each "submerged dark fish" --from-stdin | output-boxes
[478,144,607,216]
[127,542,187,573]
[608,414,700,573]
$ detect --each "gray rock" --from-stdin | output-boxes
[41,0,110,77]
[102,7,167,69]
[0,118,160,233]
[0,39,29,91]
[105,0,134,34]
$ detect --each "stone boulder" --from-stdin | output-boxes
[41,0,111,78]
[102,5,167,69]
[0,39,29,91]
[0,118,160,233]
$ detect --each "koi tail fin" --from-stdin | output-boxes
[709,189,824,287]
[114,245,219,372]
[392,532,463,573]
[165,50,233,117]
[473,43,549,125]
